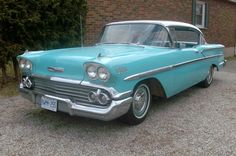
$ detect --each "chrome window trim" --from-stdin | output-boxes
[124,54,223,81]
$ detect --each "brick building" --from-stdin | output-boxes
[84,0,236,56]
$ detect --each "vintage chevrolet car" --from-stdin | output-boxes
[18,20,226,124]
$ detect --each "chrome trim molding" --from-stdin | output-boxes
[113,90,133,100]
[124,66,173,81]
[50,77,81,84]
[48,66,64,72]
[32,74,82,84]
[199,47,224,53]
[124,54,223,81]
[173,54,223,67]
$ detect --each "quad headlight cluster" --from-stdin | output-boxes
[19,59,32,70]
[85,63,110,81]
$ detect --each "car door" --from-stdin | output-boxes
[168,26,207,94]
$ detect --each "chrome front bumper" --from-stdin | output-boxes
[19,84,133,121]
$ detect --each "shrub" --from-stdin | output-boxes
[0,0,87,83]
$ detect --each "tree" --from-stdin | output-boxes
[0,0,87,84]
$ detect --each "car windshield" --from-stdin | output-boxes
[99,23,171,47]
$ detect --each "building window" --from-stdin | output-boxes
[192,0,208,29]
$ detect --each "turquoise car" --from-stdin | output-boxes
[18,20,226,125]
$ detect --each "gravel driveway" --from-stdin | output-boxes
[1,61,236,156]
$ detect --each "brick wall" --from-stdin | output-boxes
[85,0,236,48]
[202,0,236,47]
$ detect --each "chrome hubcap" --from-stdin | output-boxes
[207,66,214,84]
[132,84,150,119]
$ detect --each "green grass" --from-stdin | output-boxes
[0,81,19,97]
[225,56,236,61]
[0,63,19,97]
[0,63,15,78]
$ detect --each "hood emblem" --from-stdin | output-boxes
[48,66,64,72]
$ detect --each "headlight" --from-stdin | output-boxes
[19,59,26,69]
[25,60,32,70]
[85,63,110,81]
[98,67,110,81]
[86,65,97,79]
[19,59,32,70]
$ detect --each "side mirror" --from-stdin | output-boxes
[176,43,186,49]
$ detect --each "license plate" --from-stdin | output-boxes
[41,96,57,112]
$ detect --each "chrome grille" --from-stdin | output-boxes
[32,77,100,105]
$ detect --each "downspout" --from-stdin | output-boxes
[80,15,84,47]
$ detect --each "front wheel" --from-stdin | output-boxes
[199,66,214,88]
[121,83,151,125]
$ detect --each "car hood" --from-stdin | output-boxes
[18,44,148,80]
[22,44,146,60]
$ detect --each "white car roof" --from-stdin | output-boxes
[107,20,202,34]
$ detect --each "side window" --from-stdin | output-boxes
[144,26,171,47]
[170,27,200,48]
